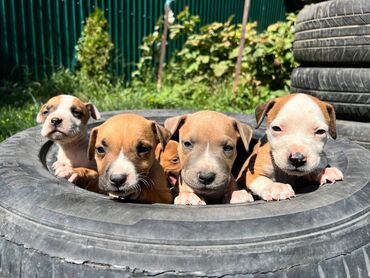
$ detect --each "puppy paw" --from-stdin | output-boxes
[227,189,254,204]
[54,164,74,179]
[260,183,295,201]
[52,160,66,170]
[174,193,206,205]
[320,167,344,186]
[68,173,78,183]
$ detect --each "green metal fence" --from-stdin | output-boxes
[0,0,287,81]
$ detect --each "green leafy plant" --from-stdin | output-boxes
[172,17,256,81]
[134,9,298,99]
[132,6,200,81]
[246,13,298,91]
[75,8,114,86]
[134,10,297,109]
[0,11,297,142]
[170,13,297,90]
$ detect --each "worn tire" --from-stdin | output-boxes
[294,0,370,64]
[0,110,370,277]
[336,120,370,150]
[291,67,370,121]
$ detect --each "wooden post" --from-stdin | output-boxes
[157,5,170,90]
[232,0,251,94]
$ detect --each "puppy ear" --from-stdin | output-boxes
[88,127,99,160]
[36,104,47,124]
[313,97,337,139]
[164,115,187,138]
[233,120,253,152]
[325,103,337,139]
[154,144,162,160]
[152,122,171,151]
[85,103,101,120]
[255,99,276,128]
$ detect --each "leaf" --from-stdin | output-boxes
[197,55,210,64]
[211,61,230,77]
[139,45,151,52]
[193,75,205,82]
[185,63,199,74]
[252,49,262,59]
[229,47,240,59]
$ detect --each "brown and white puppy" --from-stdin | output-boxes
[237,93,344,201]
[165,111,254,205]
[155,140,181,187]
[37,95,100,189]
[88,114,173,204]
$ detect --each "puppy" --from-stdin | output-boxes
[155,140,181,187]
[237,93,344,201]
[37,95,100,190]
[88,114,173,204]
[165,110,254,205]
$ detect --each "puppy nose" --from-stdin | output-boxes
[289,152,306,168]
[51,117,63,127]
[110,174,128,188]
[198,172,216,185]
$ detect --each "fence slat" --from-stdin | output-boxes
[0,0,287,81]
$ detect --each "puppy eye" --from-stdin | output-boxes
[223,144,234,152]
[171,156,180,164]
[96,146,106,155]
[71,108,83,118]
[182,141,193,149]
[315,129,326,135]
[42,110,49,115]
[271,126,282,132]
[137,144,152,155]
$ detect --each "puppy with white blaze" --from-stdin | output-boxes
[165,111,254,205]
[88,114,173,204]
[37,95,101,190]
[237,93,344,201]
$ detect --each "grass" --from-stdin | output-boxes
[0,69,287,142]
[0,11,295,142]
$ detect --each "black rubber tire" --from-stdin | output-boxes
[294,0,370,64]
[0,110,370,277]
[336,120,370,150]
[291,67,370,122]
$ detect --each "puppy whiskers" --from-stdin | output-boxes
[138,172,154,189]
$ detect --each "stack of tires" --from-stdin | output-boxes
[291,0,370,149]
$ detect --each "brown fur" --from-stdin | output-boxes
[255,93,336,138]
[165,111,254,205]
[37,95,100,190]
[237,136,273,189]
[37,96,96,126]
[237,93,341,201]
[155,140,181,187]
[88,114,173,204]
